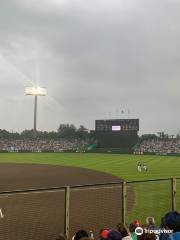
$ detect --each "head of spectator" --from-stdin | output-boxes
[107,229,122,240]
[132,220,140,227]
[74,230,89,240]
[116,223,130,238]
[129,220,141,240]
[129,223,135,234]
[129,220,140,233]
[99,229,110,240]
[146,217,156,229]
[164,211,180,232]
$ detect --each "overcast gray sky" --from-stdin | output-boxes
[0,0,180,135]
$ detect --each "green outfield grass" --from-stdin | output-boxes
[0,152,179,224]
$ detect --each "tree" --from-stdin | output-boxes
[76,125,88,139]
[0,129,11,139]
[139,134,157,143]
[57,123,77,139]
[21,129,35,139]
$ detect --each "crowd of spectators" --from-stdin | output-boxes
[57,211,180,240]
[0,139,90,152]
[134,138,180,154]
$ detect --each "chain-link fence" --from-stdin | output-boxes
[0,178,179,239]
[0,188,66,240]
[126,179,172,225]
[69,184,122,238]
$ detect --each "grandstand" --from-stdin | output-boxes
[0,139,89,152]
[134,138,180,155]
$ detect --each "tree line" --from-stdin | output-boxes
[0,124,94,140]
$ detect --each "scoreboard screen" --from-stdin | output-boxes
[112,126,121,131]
[95,119,139,132]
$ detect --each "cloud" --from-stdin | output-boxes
[16,0,68,12]
[0,0,180,134]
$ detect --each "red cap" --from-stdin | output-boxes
[100,229,110,239]
[132,220,140,226]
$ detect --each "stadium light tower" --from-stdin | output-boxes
[25,86,47,136]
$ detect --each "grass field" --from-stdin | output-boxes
[0,152,179,224]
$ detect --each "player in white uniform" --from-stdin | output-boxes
[142,162,147,171]
[137,162,142,172]
[137,162,148,172]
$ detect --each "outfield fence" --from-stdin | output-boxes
[0,178,179,240]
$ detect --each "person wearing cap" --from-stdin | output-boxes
[99,229,111,240]
[132,220,140,226]
[73,230,89,240]
[164,211,180,240]
[129,220,140,240]
[117,223,132,240]
[159,217,169,240]
[146,217,156,230]
[107,229,122,240]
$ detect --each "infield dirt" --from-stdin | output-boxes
[0,163,133,240]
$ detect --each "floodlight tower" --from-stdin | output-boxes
[25,86,47,136]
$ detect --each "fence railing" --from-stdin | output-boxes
[0,178,179,240]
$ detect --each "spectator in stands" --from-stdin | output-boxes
[107,229,122,240]
[99,229,110,240]
[146,217,156,230]
[164,211,180,240]
[74,230,89,240]
[0,138,91,152]
[117,223,132,240]
[159,217,169,240]
[129,220,140,240]
[134,138,180,154]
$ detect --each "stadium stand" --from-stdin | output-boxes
[134,138,180,154]
[0,139,90,152]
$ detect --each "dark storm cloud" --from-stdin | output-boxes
[0,0,180,134]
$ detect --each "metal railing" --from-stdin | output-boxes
[0,178,179,240]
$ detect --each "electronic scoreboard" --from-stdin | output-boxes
[95,119,139,149]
